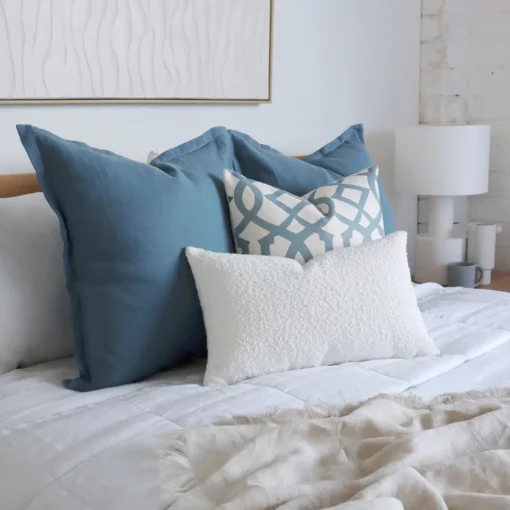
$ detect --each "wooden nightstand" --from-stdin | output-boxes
[479,270,510,291]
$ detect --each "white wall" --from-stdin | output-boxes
[420,0,510,270]
[0,0,421,247]
[469,1,510,271]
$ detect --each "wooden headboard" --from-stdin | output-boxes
[0,173,41,198]
[0,156,305,199]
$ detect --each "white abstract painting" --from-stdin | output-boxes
[0,0,272,102]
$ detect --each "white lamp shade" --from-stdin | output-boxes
[395,125,490,196]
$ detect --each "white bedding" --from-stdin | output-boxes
[1,284,510,510]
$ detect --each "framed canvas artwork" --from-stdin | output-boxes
[0,0,273,103]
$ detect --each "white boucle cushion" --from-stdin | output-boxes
[186,231,438,386]
[0,193,73,374]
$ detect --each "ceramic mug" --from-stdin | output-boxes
[447,262,483,288]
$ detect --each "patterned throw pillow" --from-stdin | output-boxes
[224,166,384,263]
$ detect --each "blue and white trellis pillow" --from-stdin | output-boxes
[224,167,385,263]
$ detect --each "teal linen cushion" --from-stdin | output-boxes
[17,125,234,391]
[229,124,395,234]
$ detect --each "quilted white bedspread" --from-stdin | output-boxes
[2,284,510,510]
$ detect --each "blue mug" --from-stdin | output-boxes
[447,262,483,288]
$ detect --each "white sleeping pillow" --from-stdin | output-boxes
[147,149,161,163]
[186,231,438,386]
[0,192,73,374]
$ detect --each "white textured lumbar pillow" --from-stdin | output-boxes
[186,231,438,386]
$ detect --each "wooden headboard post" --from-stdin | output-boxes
[0,173,41,198]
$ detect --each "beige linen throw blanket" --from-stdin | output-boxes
[161,390,510,509]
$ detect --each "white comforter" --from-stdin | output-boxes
[1,284,510,510]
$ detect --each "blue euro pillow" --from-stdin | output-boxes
[18,125,234,391]
[229,124,395,234]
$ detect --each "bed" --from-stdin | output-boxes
[1,279,510,509]
[2,168,510,509]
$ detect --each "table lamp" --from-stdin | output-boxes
[395,125,491,284]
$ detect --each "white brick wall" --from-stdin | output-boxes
[420,0,473,125]
[420,0,510,270]
[470,0,510,270]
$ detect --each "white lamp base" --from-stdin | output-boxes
[428,196,455,238]
[414,234,466,285]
